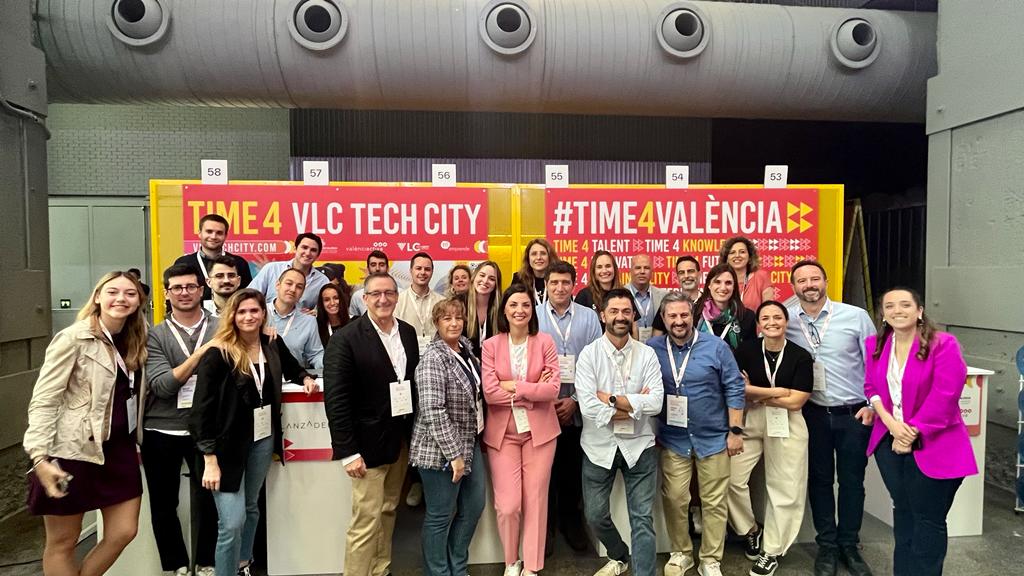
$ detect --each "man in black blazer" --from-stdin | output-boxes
[324,272,420,576]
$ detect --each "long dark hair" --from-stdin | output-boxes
[316,283,350,346]
[693,263,745,319]
[517,238,558,289]
[872,287,938,361]
[496,284,539,335]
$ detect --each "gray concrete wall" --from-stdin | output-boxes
[47,104,290,196]
[927,1,1024,492]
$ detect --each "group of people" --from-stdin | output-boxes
[22,215,977,576]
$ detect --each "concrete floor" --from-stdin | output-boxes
[2,487,1022,576]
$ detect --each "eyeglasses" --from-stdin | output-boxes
[805,320,822,347]
[365,290,398,300]
[211,272,239,280]
[168,284,201,295]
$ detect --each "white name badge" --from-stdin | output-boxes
[613,418,635,435]
[667,395,688,428]
[177,375,198,409]
[476,398,485,434]
[812,361,827,392]
[558,354,576,383]
[513,406,531,434]
[126,397,137,433]
[390,380,414,417]
[418,336,432,356]
[253,405,271,440]
[765,406,790,438]
[638,326,654,343]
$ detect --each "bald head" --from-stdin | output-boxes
[631,254,652,290]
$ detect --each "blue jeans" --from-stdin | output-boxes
[874,435,963,576]
[582,447,657,576]
[211,437,273,576]
[419,442,488,576]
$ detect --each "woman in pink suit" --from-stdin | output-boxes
[864,287,976,576]
[482,283,561,576]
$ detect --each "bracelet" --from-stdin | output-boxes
[26,457,48,475]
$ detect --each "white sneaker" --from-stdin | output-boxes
[664,552,695,576]
[690,506,703,535]
[406,482,424,506]
[697,561,722,576]
[196,567,216,576]
[168,568,189,576]
[594,559,629,576]
[522,571,538,576]
[504,560,523,576]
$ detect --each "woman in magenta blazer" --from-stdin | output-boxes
[864,287,976,576]
[482,283,560,576]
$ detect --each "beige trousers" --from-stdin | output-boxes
[660,447,731,563]
[727,404,809,556]
[344,444,409,576]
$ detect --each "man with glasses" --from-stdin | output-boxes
[142,264,220,576]
[173,213,252,301]
[786,260,876,576]
[324,272,420,576]
[203,255,242,316]
[350,250,391,318]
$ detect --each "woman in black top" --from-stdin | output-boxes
[316,283,350,347]
[511,238,557,304]
[190,288,317,576]
[727,301,814,576]
[466,260,502,358]
[693,263,756,352]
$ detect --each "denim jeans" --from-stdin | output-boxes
[582,447,657,576]
[802,404,871,548]
[874,435,963,576]
[419,442,488,576]
[210,437,273,576]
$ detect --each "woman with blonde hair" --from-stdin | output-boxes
[24,271,149,575]
[190,288,317,576]
[466,260,502,358]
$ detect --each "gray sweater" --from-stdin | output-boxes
[143,312,219,432]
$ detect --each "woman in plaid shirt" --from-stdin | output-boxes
[410,296,487,576]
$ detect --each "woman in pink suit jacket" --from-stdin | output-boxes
[864,287,976,576]
[482,283,560,576]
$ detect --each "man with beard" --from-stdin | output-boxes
[786,260,876,576]
[203,255,242,316]
[649,292,745,576]
[575,288,664,576]
[249,232,329,312]
[653,256,702,337]
[173,213,252,301]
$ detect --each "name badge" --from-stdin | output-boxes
[417,336,431,356]
[177,375,197,409]
[613,418,635,435]
[667,395,688,428]
[253,405,271,440]
[390,380,414,417]
[558,354,576,383]
[513,406,531,434]
[476,398,485,434]
[765,406,790,438]
[812,361,827,392]
[638,326,654,343]
[126,397,137,433]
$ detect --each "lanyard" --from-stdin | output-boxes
[248,347,266,400]
[762,339,786,388]
[797,300,833,357]
[168,315,208,357]
[667,332,698,390]
[100,320,134,391]
[700,318,733,340]
[546,304,574,353]
[629,285,652,325]
[277,311,296,337]
[449,346,481,388]
[478,318,487,340]
[195,250,224,280]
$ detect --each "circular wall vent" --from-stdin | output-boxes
[288,0,348,51]
[107,0,170,47]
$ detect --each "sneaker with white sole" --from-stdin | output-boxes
[750,553,779,576]
[167,568,189,576]
[697,561,723,576]
[504,560,523,576]
[196,568,215,576]
[690,506,703,535]
[743,527,763,561]
[664,552,695,576]
[594,559,629,576]
[406,482,424,506]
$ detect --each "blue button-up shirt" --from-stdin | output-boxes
[269,300,324,371]
[786,298,876,407]
[648,333,745,459]
[249,260,330,312]
[538,301,603,426]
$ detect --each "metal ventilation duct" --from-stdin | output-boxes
[35,0,936,121]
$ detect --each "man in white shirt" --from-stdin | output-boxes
[627,254,667,343]
[350,250,390,318]
[575,288,664,576]
[394,251,445,354]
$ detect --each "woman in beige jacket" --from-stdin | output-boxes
[24,270,149,576]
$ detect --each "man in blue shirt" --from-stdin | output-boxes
[537,261,603,553]
[785,260,876,576]
[649,292,745,576]
[268,267,324,371]
[249,232,330,312]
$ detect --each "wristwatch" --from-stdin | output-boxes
[729,426,744,435]
[608,395,618,408]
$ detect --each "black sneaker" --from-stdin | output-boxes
[236,565,252,576]
[839,545,873,576]
[749,553,779,576]
[814,546,838,576]
[743,527,763,561]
